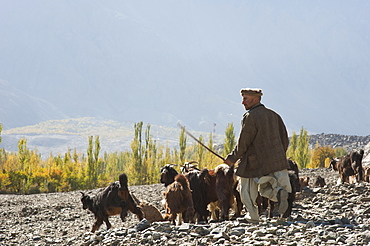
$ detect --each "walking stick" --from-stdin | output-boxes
[177,123,226,162]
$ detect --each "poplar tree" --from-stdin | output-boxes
[17,138,31,193]
[223,123,236,156]
[287,132,297,159]
[18,138,29,172]
[164,141,172,164]
[205,132,216,168]
[196,135,205,168]
[179,127,187,164]
[86,136,100,188]
[295,127,310,168]
[130,122,144,184]
[144,123,157,184]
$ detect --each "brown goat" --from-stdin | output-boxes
[162,163,212,223]
[313,175,326,187]
[299,176,310,190]
[163,174,195,225]
[205,164,240,221]
[329,158,339,171]
[364,166,370,182]
[336,150,364,184]
[160,164,179,187]
[131,193,164,223]
[80,173,143,232]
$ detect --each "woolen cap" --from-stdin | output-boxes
[240,88,263,96]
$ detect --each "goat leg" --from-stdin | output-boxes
[232,188,243,218]
[104,217,112,230]
[221,200,230,221]
[120,207,128,222]
[127,199,144,221]
[92,218,104,233]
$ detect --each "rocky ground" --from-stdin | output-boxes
[1,168,370,246]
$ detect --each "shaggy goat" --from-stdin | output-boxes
[184,168,210,222]
[80,173,143,232]
[299,176,310,190]
[131,193,164,223]
[160,164,178,187]
[313,175,326,187]
[329,158,339,171]
[180,161,200,173]
[336,149,364,184]
[364,166,370,182]
[205,164,241,221]
[163,174,195,225]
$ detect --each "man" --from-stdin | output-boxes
[224,88,291,223]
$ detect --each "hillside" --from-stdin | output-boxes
[0,117,224,157]
[1,118,369,160]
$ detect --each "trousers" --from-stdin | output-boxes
[238,169,292,221]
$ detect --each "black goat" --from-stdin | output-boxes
[160,164,178,187]
[80,173,143,232]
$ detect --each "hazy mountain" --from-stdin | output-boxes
[0,0,369,136]
[0,117,225,158]
[0,80,68,127]
[1,117,369,159]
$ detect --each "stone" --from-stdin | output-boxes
[3,168,370,246]
[136,219,151,231]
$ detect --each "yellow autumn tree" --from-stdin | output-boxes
[310,145,336,168]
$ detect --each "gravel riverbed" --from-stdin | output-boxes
[1,167,370,246]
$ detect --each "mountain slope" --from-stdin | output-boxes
[0,0,369,135]
[0,80,68,127]
[0,117,224,157]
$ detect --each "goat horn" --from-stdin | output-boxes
[186,161,198,164]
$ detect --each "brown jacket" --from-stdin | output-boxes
[225,103,289,178]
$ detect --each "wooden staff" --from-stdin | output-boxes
[177,123,225,161]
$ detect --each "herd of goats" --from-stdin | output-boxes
[80,149,368,233]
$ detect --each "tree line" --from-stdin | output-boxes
[0,123,346,194]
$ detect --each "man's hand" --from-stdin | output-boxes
[224,159,233,166]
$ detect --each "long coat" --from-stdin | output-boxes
[225,103,290,178]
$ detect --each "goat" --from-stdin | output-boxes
[162,162,211,223]
[336,149,364,184]
[329,158,339,171]
[363,166,370,182]
[184,169,209,223]
[160,164,178,187]
[287,158,300,180]
[205,164,240,221]
[313,175,326,187]
[163,174,195,225]
[299,176,310,190]
[283,172,300,218]
[181,161,200,174]
[80,173,143,232]
[131,193,164,223]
